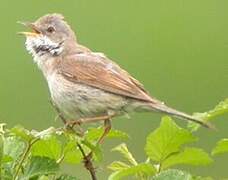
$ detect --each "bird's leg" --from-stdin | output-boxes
[97,119,111,144]
[66,115,113,127]
[49,99,67,124]
[49,99,84,136]
[67,115,113,144]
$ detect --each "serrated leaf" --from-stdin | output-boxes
[63,141,82,164]
[82,140,103,162]
[2,155,13,163]
[57,174,80,180]
[31,135,62,160]
[85,127,129,142]
[112,143,137,166]
[108,163,156,180]
[145,116,197,162]
[192,176,214,180]
[10,126,35,142]
[108,161,130,171]
[162,148,213,169]
[4,136,25,162]
[38,175,50,180]
[0,134,3,165]
[189,98,228,132]
[152,169,192,180]
[212,138,228,156]
[23,156,59,179]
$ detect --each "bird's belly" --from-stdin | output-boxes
[47,73,128,120]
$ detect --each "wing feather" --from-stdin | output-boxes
[59,53,157,103]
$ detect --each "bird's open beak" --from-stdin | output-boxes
[17,21,41,37]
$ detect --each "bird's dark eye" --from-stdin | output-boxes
[47,26,55,33]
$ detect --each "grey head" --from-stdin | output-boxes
[19,14,77,59]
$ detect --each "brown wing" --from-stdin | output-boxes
[59,52,157,103]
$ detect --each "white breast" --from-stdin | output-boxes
[47,72,128,120]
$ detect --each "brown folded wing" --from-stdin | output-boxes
[59,53,158,103]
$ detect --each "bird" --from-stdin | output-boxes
[18,13,211,143]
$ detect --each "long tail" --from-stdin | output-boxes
[149,103,214,129]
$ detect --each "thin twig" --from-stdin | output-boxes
[77,143,97,180]
[13,138,39,180]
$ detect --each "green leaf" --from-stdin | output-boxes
[2,155,13,163]
[212,138,228,156]
[4,136,25,162]
[145,116,196,162]
[23,156,59,179]
[189,98,228,131]
[31,135,62,160]
[10,126,35,142]
[63,141,82,164]
[108,161,130,171]
[192,176,214,180]
[37,175,50,180]
[0,134,3,166]
[162,148,213,169]
[108,163,156,180]
[85,127,129,142]
[112,143,137,166]
[31,132,83,164]
[82,140,103,162]
[57,174,80,180]
[152,169,192,180]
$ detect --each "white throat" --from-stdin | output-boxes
[25,35,63,74]
[25,35,63,68]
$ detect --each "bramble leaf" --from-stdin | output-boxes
[57,174,80,180]
[108,161,130,171]
[189,98,228,131]
[4,136,25,162]
[23,156,59,179]
[31,135,62,160]
[10,126,35,142]
[82,139,103,162]
[212,138,228,156]
[152,169,192,180]
[112,143,137,166]
[108,163,156,180]
[162,147,213,169]
[145,116,196,162]
[85,127,129,142]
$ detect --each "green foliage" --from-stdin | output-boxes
[151,169,213,180]
[212,139,228,156]
[188,98,228,131]
[108,163,156,180]
[145,116,197,163]
[22,156,59,179]
[152,169,192,180]
[111,143,137,166]
[0,124,128,179]
[0,98,227,179]
[162,148,213,169]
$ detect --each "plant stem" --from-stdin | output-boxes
[13,139,39,180]
[77,143,97,180]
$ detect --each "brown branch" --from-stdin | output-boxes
[77,143,97,180]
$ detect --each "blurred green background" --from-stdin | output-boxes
[0,0,227,179]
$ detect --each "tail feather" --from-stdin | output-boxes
[150,103,214,129]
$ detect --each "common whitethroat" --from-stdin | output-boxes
[19,14,212,143]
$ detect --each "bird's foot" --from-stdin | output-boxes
[64,119,84,137]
